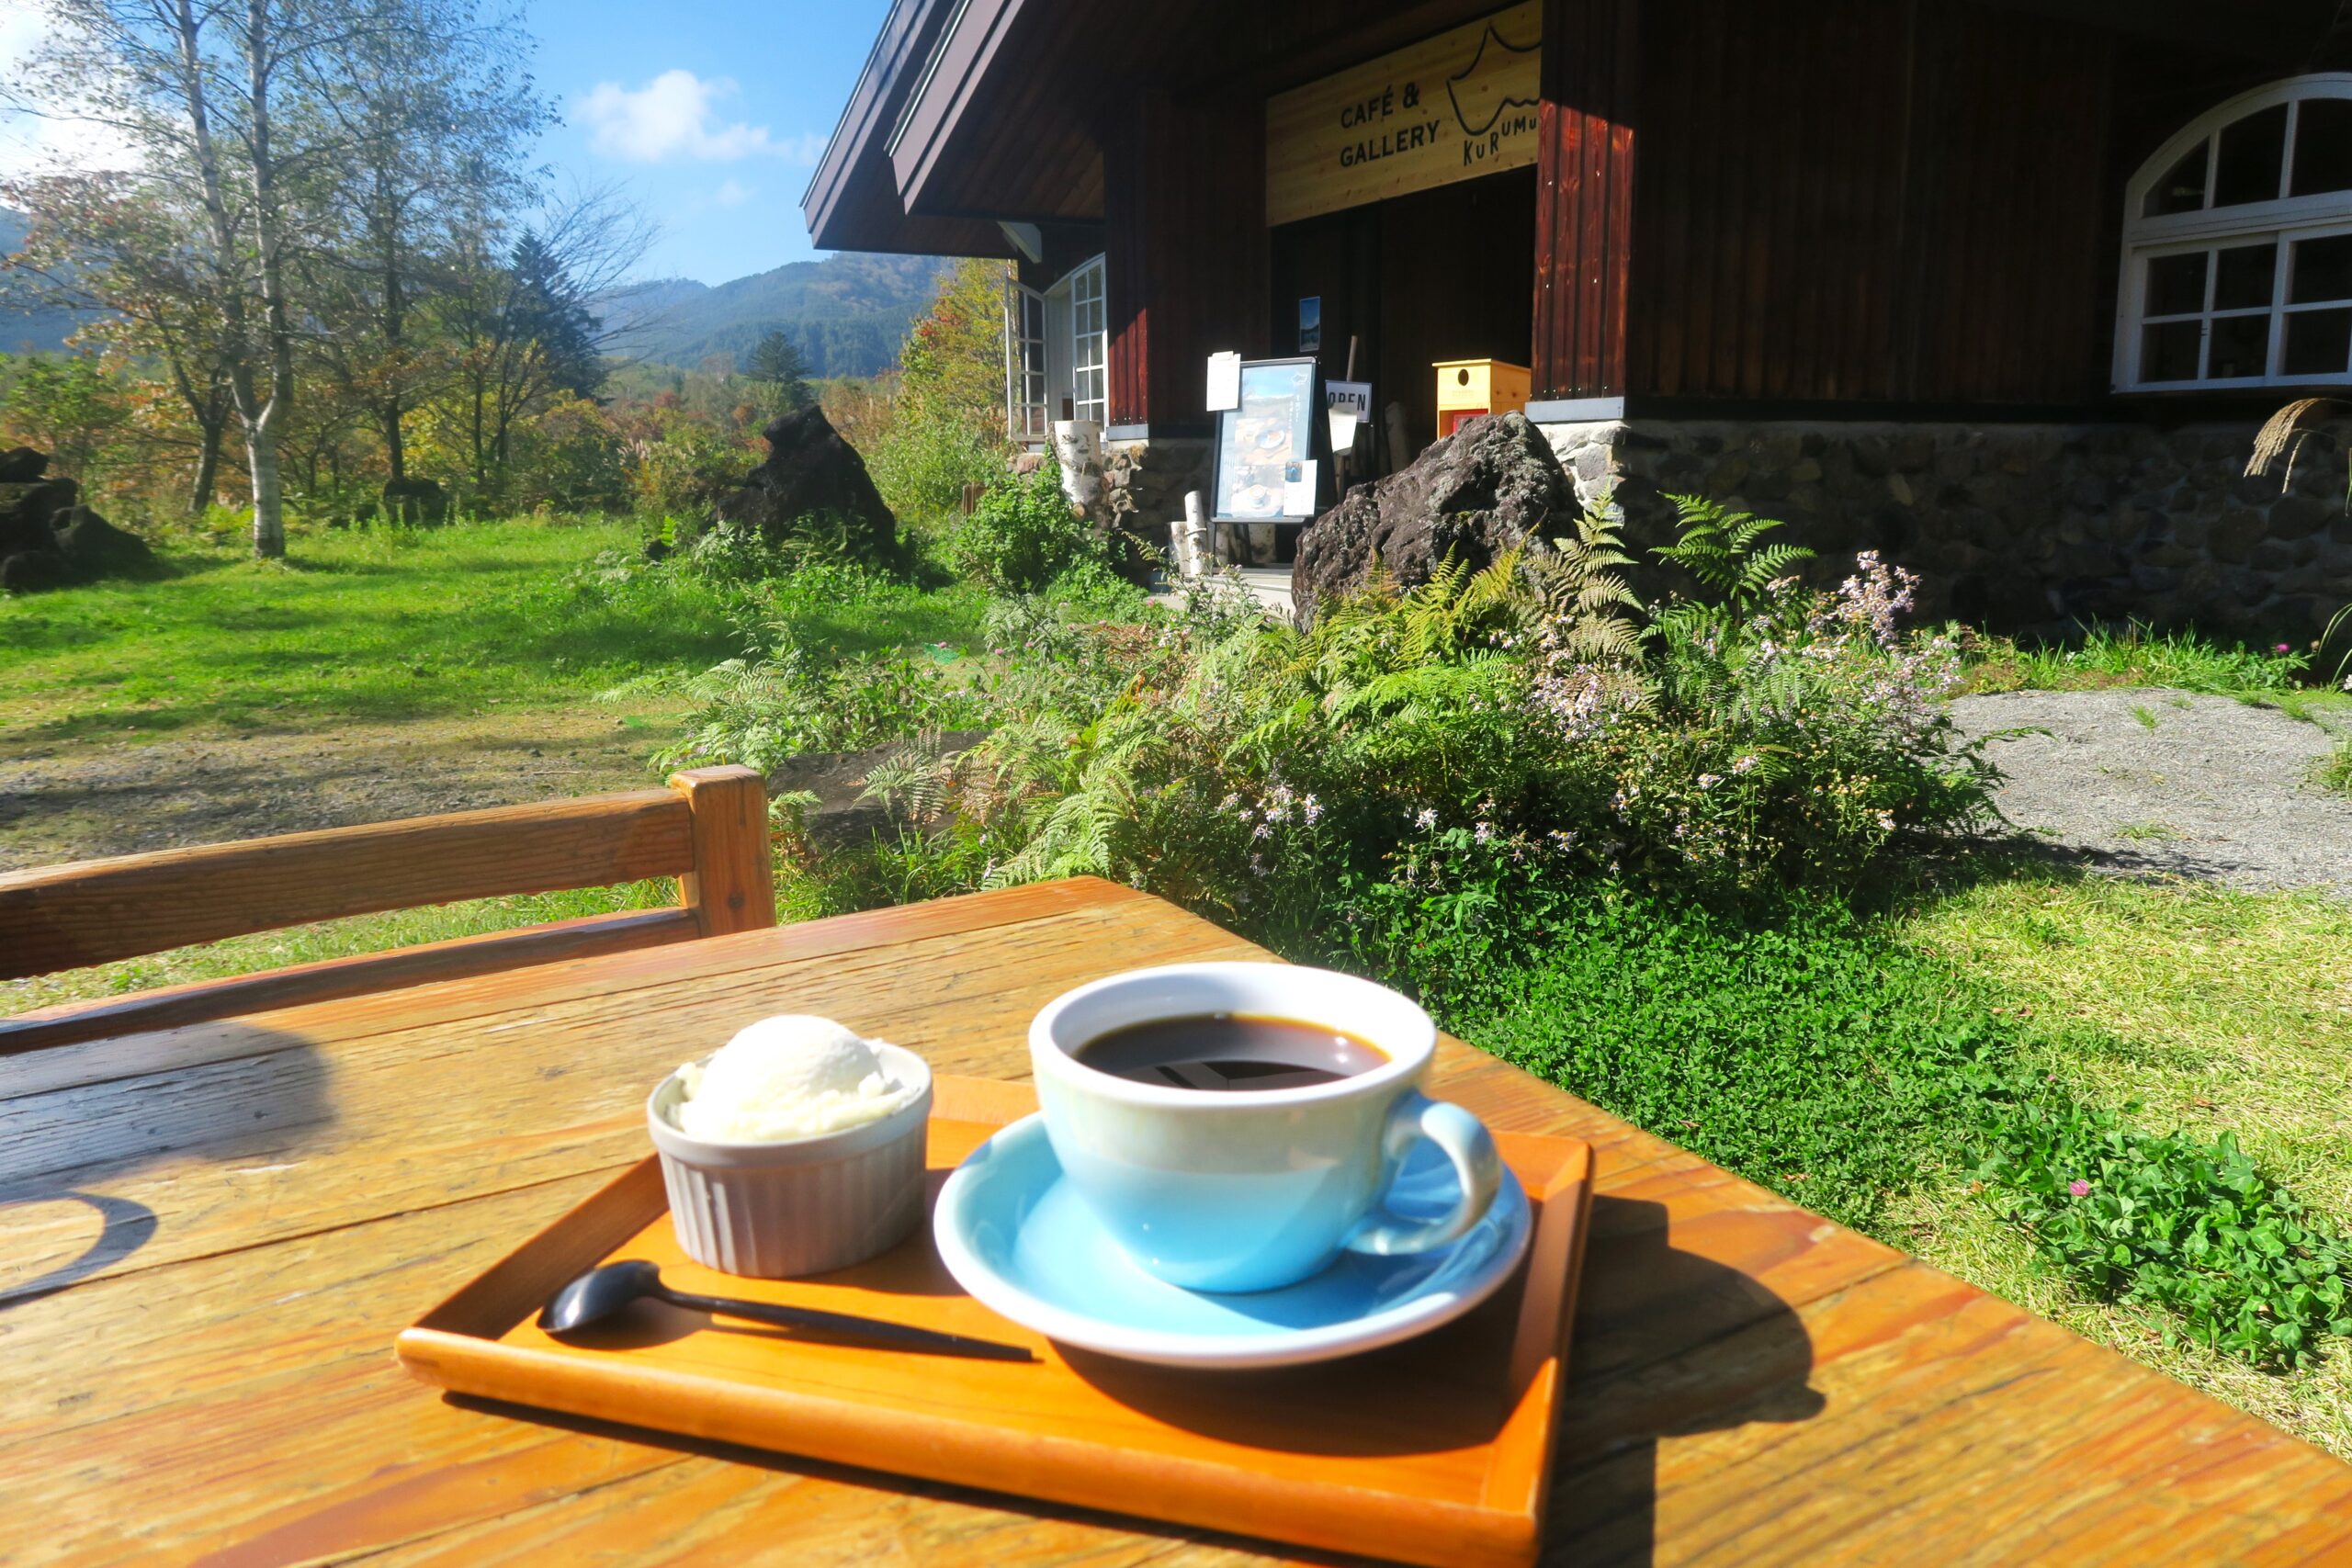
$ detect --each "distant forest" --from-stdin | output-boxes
[2,203,950,379]
[605,252,950,379]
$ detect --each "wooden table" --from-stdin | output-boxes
[11,877,2352,1566]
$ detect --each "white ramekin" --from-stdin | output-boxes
[645,1042,933,1278]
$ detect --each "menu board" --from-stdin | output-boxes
[1211,358,1323,523]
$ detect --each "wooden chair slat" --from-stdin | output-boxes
[1,765,776,1044]
[0,906,700,1055]
[0,789,698,978]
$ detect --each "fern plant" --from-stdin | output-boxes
[1654,493,1815,609]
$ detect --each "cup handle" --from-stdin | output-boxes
[1344,1090,1503,1257]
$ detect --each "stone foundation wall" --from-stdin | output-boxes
[1538,416,2352,637]
[1102,435,1212,539]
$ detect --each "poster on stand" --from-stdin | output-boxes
[1211,357,1324,523]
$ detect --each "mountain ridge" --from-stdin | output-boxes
[601,252,948,379]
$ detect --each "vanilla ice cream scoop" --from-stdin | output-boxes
[673,1015,917,1143]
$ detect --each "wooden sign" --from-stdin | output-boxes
[1266,3,1543,227]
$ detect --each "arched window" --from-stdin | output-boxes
[2117,75,2352,391]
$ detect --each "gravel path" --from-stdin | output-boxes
[1950,689,2352,896]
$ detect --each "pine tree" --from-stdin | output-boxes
[746,328,813,413]
[510,231,605,402]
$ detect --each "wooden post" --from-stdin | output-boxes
[1384,400,1412,478]
[667,766,776,937]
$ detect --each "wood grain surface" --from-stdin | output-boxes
[8,876,2352,1567]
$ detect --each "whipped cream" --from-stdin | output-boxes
[673,1015,916,1143]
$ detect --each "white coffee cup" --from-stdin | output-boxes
[1030,962,1502,1293]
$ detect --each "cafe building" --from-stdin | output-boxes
[804,0,2352,632]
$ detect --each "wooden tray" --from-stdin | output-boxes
[397,1076,1596,1568]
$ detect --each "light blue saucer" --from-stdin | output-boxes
[933,1113,1532,1369]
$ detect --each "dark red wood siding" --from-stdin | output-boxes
[1532,0,1640,400]
[1103,92,1268,427]
[1608,0,2118,406]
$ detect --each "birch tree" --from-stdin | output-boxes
[300,0,548,489]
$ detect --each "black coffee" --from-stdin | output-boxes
[1073,1012,1388,1092]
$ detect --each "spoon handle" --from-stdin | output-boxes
[659,1287,1035,1362]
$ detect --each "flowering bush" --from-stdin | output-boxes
[677,491,1999,937]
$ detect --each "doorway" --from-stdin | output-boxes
[1269,165,1537,475]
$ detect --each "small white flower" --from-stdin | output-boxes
[1414,807,1438,830]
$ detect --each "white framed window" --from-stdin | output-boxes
[2117,74,2352,391]
[1004,274,1047,443]
[1069,254,1106,424]
[1001,254,1109,441]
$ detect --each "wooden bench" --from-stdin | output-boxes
[0,764,775,1054]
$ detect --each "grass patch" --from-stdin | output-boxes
[1421,890,2007,1233]
[1964,622,2315,697]
[1890,871,2352,1455]
[1900,873,2352,1213]
[2318,740,2352,799]
[0,519,745,739]
[1392,868,2352,1455]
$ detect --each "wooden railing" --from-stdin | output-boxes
[0,766,775,1052]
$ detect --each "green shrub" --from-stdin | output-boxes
[2318,739,2352,799]
[656,643,990,773]
[951,462,1127,593]
[624,422,752,525]
[1974,1091,2352,1371]
[866,411,1006,527]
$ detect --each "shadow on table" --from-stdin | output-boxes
[0,1022,333,1305]
[1540,1194,1827,1566]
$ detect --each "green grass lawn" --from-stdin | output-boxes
[1435,869,2352,1460]
[0,519,745,739]
[1894,873,2352,1457]
[0,519,996,742]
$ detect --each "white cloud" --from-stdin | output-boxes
[576,70,821,165]
[713,177,753,206]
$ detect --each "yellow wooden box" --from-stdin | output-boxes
[1435,358,1532,439]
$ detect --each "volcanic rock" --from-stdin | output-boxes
[381,476,449,526]
[715,405,902,568]
[1290,412,1578,626]
[0,476,77,557]
[0,550,75,593]
[52,505,159,576]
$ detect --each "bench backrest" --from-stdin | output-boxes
[0,765,775,1052]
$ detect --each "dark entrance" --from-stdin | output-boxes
[1269,165,1538,476]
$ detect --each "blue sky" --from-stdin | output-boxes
[527,0,892,283]
[0,0,893,286]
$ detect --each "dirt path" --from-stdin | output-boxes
[1951,689,2352,897]
[0,709,677,872]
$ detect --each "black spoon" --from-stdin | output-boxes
[538,1259,1035,1362]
